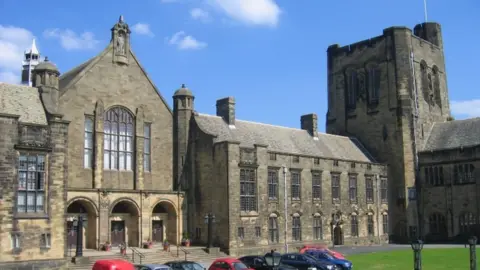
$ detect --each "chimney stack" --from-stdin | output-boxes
[301,113,318,138]
[216,97,235,126]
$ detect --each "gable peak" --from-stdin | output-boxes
[111,15,131,65]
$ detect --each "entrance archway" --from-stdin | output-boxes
[152,201,178,244]
[110,199,140,247]
[333,226,343,245]
[66,198,98,249]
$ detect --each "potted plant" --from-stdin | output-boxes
[119,243,127,255]
[163,240,170,251]
[143,239,153,249]
[102,241,111,251]
[181,232,191,247]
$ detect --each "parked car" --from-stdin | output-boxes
[239,255,298,270]
[209,258,254,270]
[303,250,352,270]
[299,245,345,260]
[280,253,339,270]
[92,259,136,270]
[135,264,172,270]
[165,261,206,270]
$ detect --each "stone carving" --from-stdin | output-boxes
[99,196,110,209]
[239,148,256,165]
[116,32,125,55]
[18,125,50,148]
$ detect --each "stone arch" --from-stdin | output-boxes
[269,211,280,218]
[431,65,441,105]
[66,197,99,249]
[151,200,178,245]
[110,198,141,247]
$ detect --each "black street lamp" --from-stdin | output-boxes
[73,215,84,257]
[469,236,477,270]
[204,213,216,248]
[411,239,424,270]
[264,250,282,270]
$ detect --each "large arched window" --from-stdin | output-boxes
[104,107,134,170]
[459,212,476,233]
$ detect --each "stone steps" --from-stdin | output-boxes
[68,248,230,270]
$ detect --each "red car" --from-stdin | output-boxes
[299,245,346,260]
[92,259,136,270]
[209,258,254,270]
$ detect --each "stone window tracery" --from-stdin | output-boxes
[313,215,323,240]
[292,214,302,241]
[103,107,134,170]
[240,168,257,212]
[268,215,279,243]
[17,154,45,213]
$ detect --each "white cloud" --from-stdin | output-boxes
[190,8,211,23]
[207,0,281,27]
[43,28,99,51]
[0,25,35,84]
[167,31,207,50]
[132,23,154,37]
[451,100,480,118]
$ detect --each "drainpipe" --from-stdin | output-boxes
[283,166,288,253]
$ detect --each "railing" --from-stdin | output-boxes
[180,247,190,261]
[131,247,145,264]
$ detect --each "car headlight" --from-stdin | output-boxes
[326,266,334,270]
[307,267,317,270]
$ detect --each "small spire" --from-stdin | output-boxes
[31,39,39,55]
[181,84,186,88]
[119,15,124,23]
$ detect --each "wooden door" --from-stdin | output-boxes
[333,226,343,245]
[111,221,125,246]
[152,220,164,242]
[67,221,77,248]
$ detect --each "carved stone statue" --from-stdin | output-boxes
[116,32,125,55]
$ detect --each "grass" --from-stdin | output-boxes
[347,248,474,269]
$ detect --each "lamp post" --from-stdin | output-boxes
[469,236,477,270]
[264,250,282,270]
[204,213,215,249]
[73,215,83,257]
[331,214,340,249]
[411,239,424,270]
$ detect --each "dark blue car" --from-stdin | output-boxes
[304,250,353,270]
[280,253,339,270]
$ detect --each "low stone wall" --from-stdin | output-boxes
[0,259,68,270]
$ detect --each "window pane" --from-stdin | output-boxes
[111,122,118,134]
[17,192,26,212]
[18,172,27,190]
[126,153,132,171]
[144,154,150,171]
[111,135,118,151]
[84,132,93,149]
[27,156,37,171]
[110,151,118,169]
[84,149,92,168]
[104,122,111,134]
[85,118,93,132]
[37,192,44,211]
[119,135,126,151]
[144,139,150,154]
[144,124,150,138]
[27,192,35,212]
[119,123,126,136]
[37,155,45,171]
[127,124,134,136]
[126,137,133,151]
[119,152,125,170]
[104,134,111,150]
[104,151,110,169]
[19,156,27,170]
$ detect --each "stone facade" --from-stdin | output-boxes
[176,94,389,256]
[0,17,183,268]
[325,22,451,242]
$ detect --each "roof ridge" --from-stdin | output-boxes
[197,113,346,137]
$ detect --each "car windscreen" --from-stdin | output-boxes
[233,262,249,270]
[302,254,319,262]
[320,253,334,260]
[181,263,204,270]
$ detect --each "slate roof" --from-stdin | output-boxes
[59,57,96,91]
[194,113,376,163]
[423,118,480,151]
[0,83,47,125]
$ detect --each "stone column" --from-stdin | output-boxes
[135,106,145,190]
[98,193,110,248]
[94,100,104,189]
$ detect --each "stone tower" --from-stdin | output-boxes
[173,84,194,233]
[325,22,451,241]
[21,39,40,86]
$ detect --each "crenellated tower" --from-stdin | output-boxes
[326,22,450,242]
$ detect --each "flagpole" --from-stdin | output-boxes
[423,0,428,22]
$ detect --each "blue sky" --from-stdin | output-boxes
[0,0,479,131]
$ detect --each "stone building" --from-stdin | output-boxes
[175,92,389,255]
[0,17,183,268]
[325,21,480,243]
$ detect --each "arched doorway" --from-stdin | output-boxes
[152,201,178,244]
[110,200,140,247]
[66,198,98,249]
[333,226,343,245]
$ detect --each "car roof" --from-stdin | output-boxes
[142,264,170,268]
[239,256,262,259]
[165,261,200,264]
[213,258,241,263]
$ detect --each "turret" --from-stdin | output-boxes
[173,84,194,190]
[414,22,443,47]
[21,39,40,86]
[32,57,62,116]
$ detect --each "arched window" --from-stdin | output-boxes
[459,212,476,233]
[313,214,323,240]
[367,65,380,104]
[432,65,441,105]
[345,69,357,110]
[350,214,359,237]
[268,214,279,243]
[429,212,447,235]
[104,107,134,170]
